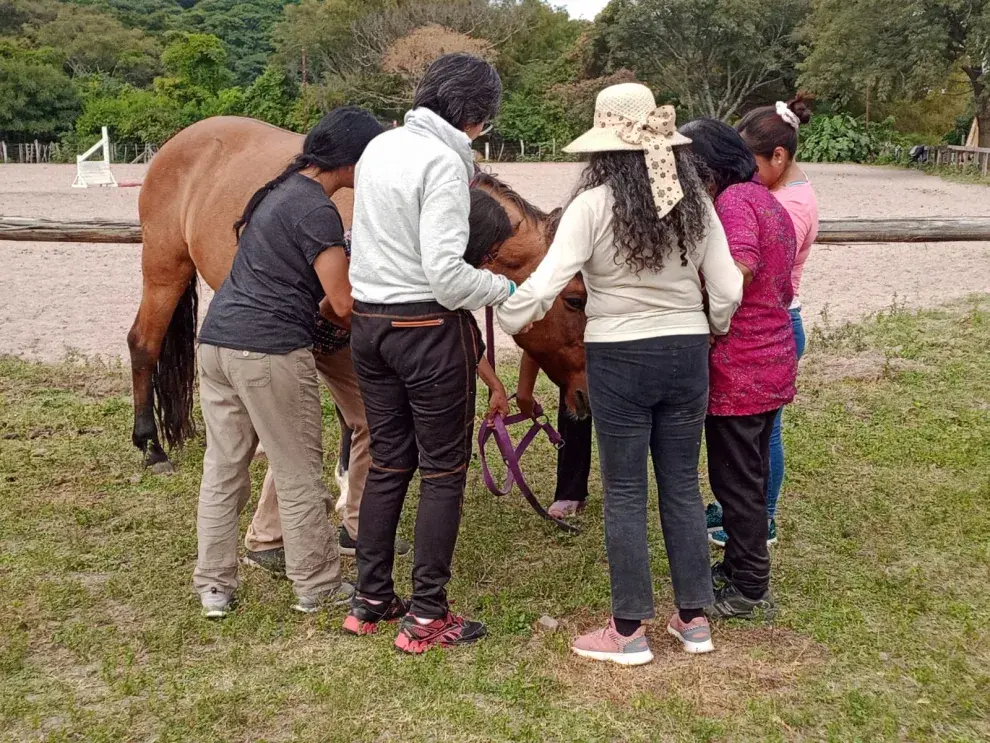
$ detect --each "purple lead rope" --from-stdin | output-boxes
[477,307,578,534]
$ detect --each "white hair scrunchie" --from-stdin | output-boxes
[776,101,800,130]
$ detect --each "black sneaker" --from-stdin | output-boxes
[338,526,357,556]
[394,612,487,654]
[337,526,411,558]
[242,547,286,578]
[711,561,729,590]
[342,595,410,635]
[709,581,776,621]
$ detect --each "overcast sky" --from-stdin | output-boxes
[559,0,610,20]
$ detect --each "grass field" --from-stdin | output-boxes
[1,297,989,742]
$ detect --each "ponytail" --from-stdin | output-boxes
[232,106,385,239]
[234,155,308,239]
[737,94,814,159]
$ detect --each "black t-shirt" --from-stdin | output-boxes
[199,174,346,354]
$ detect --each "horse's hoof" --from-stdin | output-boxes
[150,460,174,476]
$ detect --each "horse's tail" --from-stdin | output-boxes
[154,275,198,450]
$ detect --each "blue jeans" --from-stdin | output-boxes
[587,335,715,620]
[765,307,806,520]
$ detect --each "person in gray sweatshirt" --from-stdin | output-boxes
[345,53,515,652]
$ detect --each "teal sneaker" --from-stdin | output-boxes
[705,502,723,532]
[708,519,777,549]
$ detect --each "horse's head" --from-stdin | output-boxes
[471,173,590,419]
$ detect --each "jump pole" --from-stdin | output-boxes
[4,217,990,245]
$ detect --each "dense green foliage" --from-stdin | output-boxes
[798,114,908,163]
[0,0,984,160]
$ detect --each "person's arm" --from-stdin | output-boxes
[297,204,352,325]
[516,352,540,418]
[419,169,512,311]
[495,196,595,336]
[477,357,509,419]
[698,200,743,336]
[718,193,763,286]
[318,293,350,330]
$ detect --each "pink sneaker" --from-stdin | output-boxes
[571,618,653,666]
[666,612,715,654]
[548,500,586,519]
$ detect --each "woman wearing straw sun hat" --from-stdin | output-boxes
[497,83,743,664]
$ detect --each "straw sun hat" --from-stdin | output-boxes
[564,83,691,218]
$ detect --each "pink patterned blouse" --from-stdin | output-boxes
[709,181,798,417]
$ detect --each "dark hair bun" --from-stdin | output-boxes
[787,94,813,125]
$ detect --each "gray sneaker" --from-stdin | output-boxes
[242,547,286,578]
[201,587,234,619]
[709,581,776,620]
[292,582,355,614]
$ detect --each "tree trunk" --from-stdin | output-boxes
[978,107,990,149]
[963,66,989,148]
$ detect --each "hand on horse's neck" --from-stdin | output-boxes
[300,166,352,199]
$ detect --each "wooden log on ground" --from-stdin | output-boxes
[0,217,142,243]
[4,216,990,245]
[817,218,990,244]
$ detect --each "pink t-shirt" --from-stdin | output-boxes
[773,181,819,301]
[709,181,798,417]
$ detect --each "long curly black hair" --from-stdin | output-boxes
[574,148,709,274]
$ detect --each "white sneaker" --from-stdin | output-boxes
[201,587,234,619]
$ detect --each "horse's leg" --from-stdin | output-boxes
[128,261,196,472]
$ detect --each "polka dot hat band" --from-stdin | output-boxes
[563,83,692,219]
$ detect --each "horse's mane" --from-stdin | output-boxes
[472,171,549,226]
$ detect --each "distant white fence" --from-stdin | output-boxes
[0,139,158,164]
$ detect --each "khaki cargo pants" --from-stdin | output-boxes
[245,347,369,550]
[194,343,341,599]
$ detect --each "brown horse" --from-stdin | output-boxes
[129,116,588,470]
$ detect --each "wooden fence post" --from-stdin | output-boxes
[520,140,525,158]
[1,141,6,163]
[484,142,490,161]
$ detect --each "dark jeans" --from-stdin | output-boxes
[706,410,780,598]
[335,405,352,473]
[555,387,593,502]
[350,300,479,619]
[766,307,806,519]
[587,334,714,620]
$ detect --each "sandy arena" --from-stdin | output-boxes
[1,162,989,363]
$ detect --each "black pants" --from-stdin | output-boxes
[555,387,593,502]
[705,410,780,598]
[350,300,478,619]
[335,405,352,473]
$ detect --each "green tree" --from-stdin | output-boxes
[160,31,231,94]
[75,84,183,142]
[0,53,81,139]
[26,4,161,85]
[180,0,294,85]
[241,63,298,128]
[65,0,183,33]
[594,0,809,120]
[801,0,990,147]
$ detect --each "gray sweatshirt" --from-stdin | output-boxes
[349,108,512,310]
